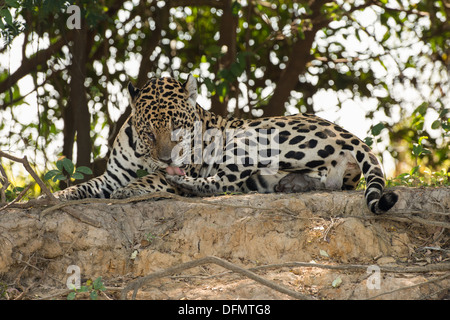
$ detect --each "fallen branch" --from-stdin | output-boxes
[121,256,312,300]
[249,261,450,274]
[170,261,450,281]
[367,273,450,300]
[40,192,180,215]
[359,214,450,230]
[39,191,304,216]
[62,206,103,228]
[0,197,53,209]
[388,214,450,229]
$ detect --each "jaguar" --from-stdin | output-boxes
[122,75,398,214]
[54,75,398,215]
[52,107,294,200]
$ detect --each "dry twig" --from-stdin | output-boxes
[367,273,450,300]
[171,261,450,281]
[0,184,32,211]
[121,256,312,300]
[39,191,299,216]
[0,151,56,201]
[249,261,450,273]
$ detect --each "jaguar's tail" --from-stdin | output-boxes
[365,186,398,215]
[353,144,398,215]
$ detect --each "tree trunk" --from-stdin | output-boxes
[64,19,91,182]
[263,0,330,117]
[210,0,238,116]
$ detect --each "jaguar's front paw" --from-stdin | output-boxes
[44,189,77,201]
[110,187,144,199]
[165,174,185,186]
[166,175,218,196]
[165,175,197,194]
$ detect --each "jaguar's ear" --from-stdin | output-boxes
[128,82,140,101]
[183,74,198,106]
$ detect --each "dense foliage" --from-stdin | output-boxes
[0,0,448,189]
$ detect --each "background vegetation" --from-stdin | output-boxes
[0,0,448,195]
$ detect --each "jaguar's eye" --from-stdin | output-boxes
[146,132,155,141]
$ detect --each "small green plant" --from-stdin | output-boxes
[411,136,431,167]
[67,277,106,300]
[44,157,93,187]
[388,105,449,187]
[4,185,25,202]
[146,232,156,244]
[0,282,7,299]
[386,168,449,187]
[363,122,385,148]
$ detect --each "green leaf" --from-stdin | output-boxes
[67,292,77,300]
[371,123,385,136]
[136,169,149,178]
[396,173,409,180]
[44,170,60,181]
[0,8,13,25]
[230,62,243,77]
[56,160,64,172]
[431,120,441,130]
[93,277,105,291]
[412,114,424,130]
[5,0,20,8]
[203,78,215,93]
[364,137,373,147]
[414,102,428,116]
[76,166,93,175]
[410,165,420,175]
[90,291,98,300]
[62,158,74,175]
[236,51,251,69]
[439,108,449,118]
[79,286,89,293]
[381,30,391,43]
[231,1,241,16]
[71,172,84,180]
[53,174,67,182]
[412,144,421,156]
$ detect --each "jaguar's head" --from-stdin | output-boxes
[128,75,199,169]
